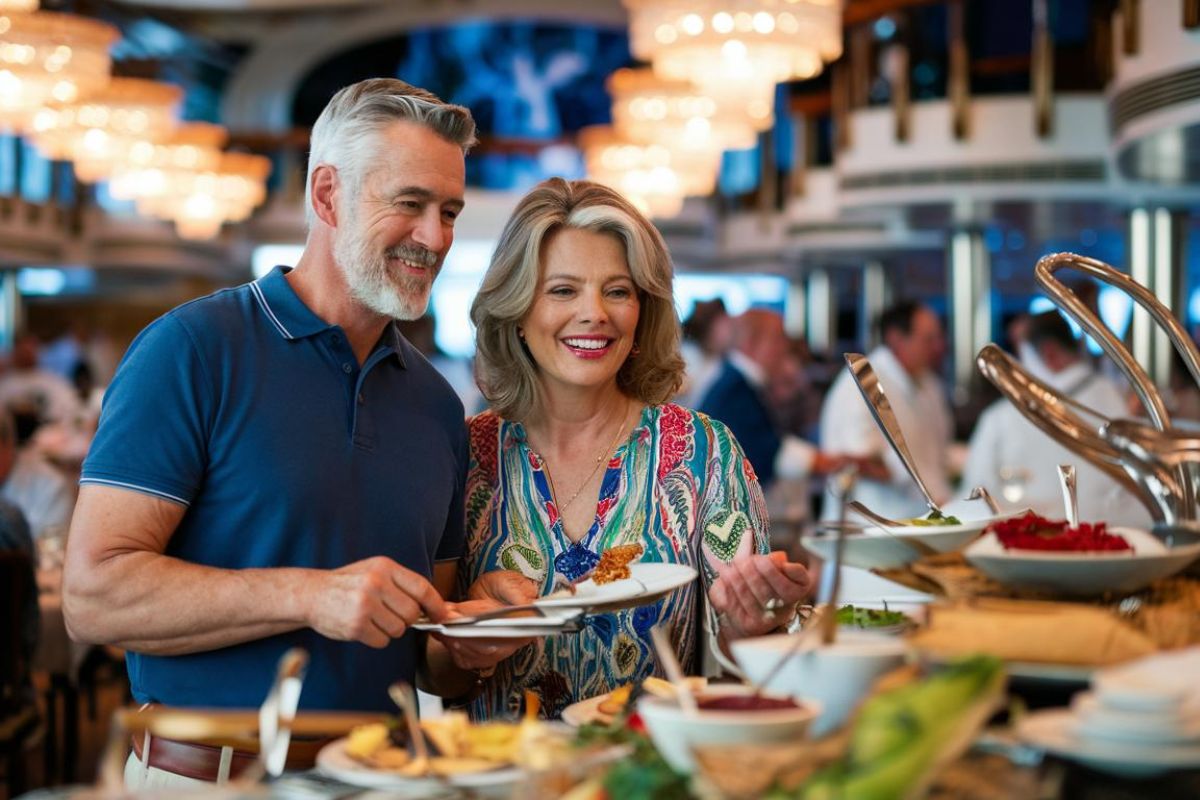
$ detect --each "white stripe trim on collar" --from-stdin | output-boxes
[79,478,191,507]
[250,280,294,340]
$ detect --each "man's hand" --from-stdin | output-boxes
[308,556,449,649]
[709,551,811,639]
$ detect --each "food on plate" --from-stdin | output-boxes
[596,684,633,717]
[593,543,644,584]
[343,693,569,776]
[910,598,1157,666]
[987,511,1131,552]
[695,694,802,712]
[586,676,704,725]
[797,656,1004,799]
[901,510,963,527]
[835,605,910,629]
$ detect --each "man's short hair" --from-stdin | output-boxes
[304,78,478,229]
[876,300,923,341]
[1026,310,1080,353]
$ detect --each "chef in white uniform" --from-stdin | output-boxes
[819,300,953,521]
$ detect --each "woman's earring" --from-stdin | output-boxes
[517,328,526,341]
[629,343,641,358]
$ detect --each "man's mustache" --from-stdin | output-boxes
[384,245,437,268]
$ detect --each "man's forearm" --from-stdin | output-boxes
[64,550,314,654]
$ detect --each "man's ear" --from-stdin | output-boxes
[310,164,339,228]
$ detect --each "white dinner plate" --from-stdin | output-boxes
[1090,648,1200,712]
[412,610,582,638]
[534,562,698,611]
[965,527,1200,596]
[561,694,610,728]
[1072,693,1200,744]
[1017,708,1200,777]
[316,738,521,794]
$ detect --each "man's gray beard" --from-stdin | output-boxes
[333,218,438,321]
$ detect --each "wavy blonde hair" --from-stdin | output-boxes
[471,178,684,421]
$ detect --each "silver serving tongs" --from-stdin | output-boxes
[844,352,943,515]
[976,252,1200,524]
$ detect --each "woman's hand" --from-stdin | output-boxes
[434,571,540,673]
[466,569,539,605]
[708,551,811,639]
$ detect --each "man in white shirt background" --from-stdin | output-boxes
[962,310,1152,528]
[818,301,953,520]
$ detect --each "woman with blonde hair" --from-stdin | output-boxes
[462,178,811,719]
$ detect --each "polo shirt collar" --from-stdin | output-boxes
[251,266,407,367]
[251,266,333,341]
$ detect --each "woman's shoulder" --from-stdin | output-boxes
[467,409,502,436]
[650,402,732,439]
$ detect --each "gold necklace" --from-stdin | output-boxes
[544,400,631,516]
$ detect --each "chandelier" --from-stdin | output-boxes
[0,1,118,133]
[30,77,182,183]
[624,0,843,103]
[580,124,720,218]
[138,151,272,240]
[608,67,766,152]
[107,121,227,202]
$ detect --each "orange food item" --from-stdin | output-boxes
[593,543,644,585]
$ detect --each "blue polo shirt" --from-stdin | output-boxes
[81,266,467,711]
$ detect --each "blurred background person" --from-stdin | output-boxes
[677,297,733,407]
[962,310,1153,528]
[0,333,83,429]
[0,408,75,542]
[699,309,846,495]
[818,301,952,520]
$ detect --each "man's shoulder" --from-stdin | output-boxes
[160,283,256,338]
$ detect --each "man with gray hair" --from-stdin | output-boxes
[64,79,524,786]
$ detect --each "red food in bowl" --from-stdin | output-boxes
[988,512,1132,552]
[695,694,802,712]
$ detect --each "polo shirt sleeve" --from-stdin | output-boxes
[81,314,212,507]
[434,419,469,562]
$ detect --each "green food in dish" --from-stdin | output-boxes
[836,605,909,629]
[901,510,962,527]
[788,655,1004,800]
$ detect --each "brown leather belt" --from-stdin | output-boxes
[130,733,328,782]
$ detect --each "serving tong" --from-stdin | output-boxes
[975,252,1200,526]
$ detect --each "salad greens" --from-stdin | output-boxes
[901,509,962,527]
[835,605,909,629]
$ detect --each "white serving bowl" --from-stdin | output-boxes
[636,684,820,772]
[732,630,909,736]
[964,527,1200,596]
[802,508,1027,571]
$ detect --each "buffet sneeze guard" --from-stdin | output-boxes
[975,252,1200,526]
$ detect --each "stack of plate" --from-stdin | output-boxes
[1017,648,1200,776]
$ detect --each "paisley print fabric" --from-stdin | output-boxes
[461,403,769,720]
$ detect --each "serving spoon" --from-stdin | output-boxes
[1056,464,1079,528]
[844,353,944,516]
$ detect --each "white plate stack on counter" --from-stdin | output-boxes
[1017,647,1200,777]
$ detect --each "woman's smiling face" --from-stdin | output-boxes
[519,227,641,396]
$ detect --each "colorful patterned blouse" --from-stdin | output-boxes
[461,402,770,720]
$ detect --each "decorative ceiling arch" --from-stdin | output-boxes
[221,0,627,131]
